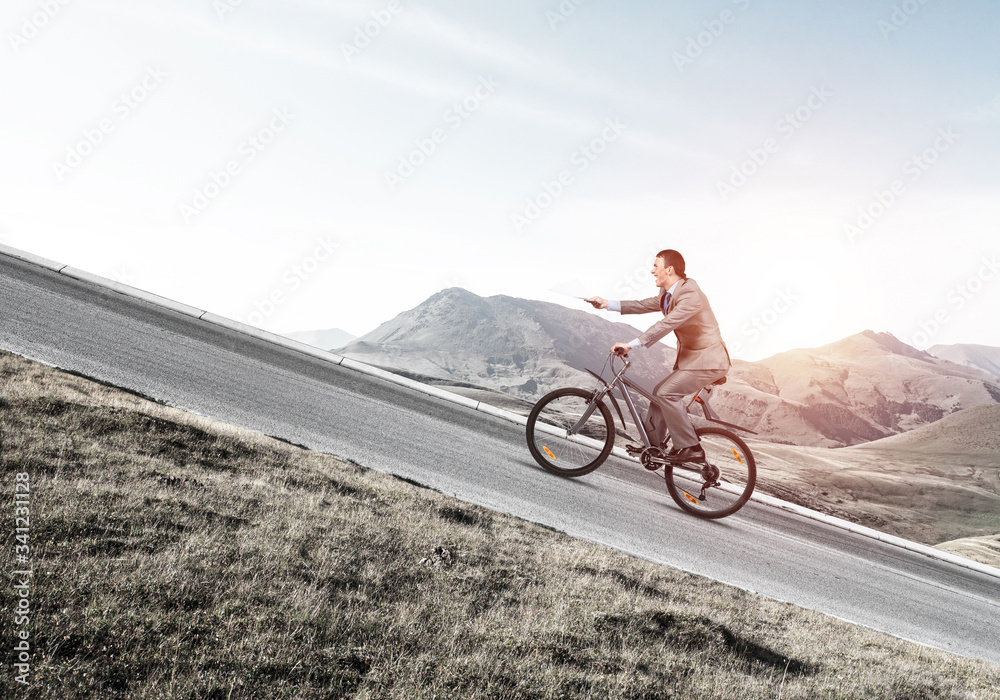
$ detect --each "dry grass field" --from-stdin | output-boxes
[2,349,999,698]
[747,439,1000,554]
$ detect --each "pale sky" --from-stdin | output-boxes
[2,0,998,361]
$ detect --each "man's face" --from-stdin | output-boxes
[651,257,673,289]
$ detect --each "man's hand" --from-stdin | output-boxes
[612,342,631,357]
[586,296,608,309]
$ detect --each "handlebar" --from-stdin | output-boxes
[610,348,631,369]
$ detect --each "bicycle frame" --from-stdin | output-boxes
[526,353,758,518]
[584,355,756,447]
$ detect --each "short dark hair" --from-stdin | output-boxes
[656,249,686,278]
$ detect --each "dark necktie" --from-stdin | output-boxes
[662,292,671,313]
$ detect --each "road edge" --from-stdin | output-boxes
[3,242,999,582]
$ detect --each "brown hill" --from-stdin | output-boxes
[848,403,1000,456]
[713,331,1000,446]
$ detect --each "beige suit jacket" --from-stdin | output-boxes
[620,278,731,371]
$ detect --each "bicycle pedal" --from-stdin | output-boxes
[625,444,644,456]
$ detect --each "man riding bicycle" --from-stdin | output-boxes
[586,249,730,465]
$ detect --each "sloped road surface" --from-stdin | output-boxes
[1,253,998,666]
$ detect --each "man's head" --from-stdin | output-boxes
[652,249,686,290]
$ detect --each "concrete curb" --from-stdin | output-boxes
[4,242,1000,582]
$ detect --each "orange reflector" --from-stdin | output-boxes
[731,448,742,464]
[543,446,556,460]
[684,492,700,505]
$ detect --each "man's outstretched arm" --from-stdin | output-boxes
[587,297,642,354]
[587,296,659,314]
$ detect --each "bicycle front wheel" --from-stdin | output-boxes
[664,426,756,519]
[525,387,614,477]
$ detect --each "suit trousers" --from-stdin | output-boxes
[643,368,729,449]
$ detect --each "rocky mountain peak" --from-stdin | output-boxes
[857,330,935,361]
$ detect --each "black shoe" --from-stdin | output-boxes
[665,445,706,464]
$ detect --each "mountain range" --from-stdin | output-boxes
[717,331,1000,447]
[929,343,1000,381]
[333,288,1000,448]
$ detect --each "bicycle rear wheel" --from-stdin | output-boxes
[664,426,756,519]
[525,387,615,477]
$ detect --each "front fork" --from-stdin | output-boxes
[567,397,602,435]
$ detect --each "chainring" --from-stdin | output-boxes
[640,446,665,471]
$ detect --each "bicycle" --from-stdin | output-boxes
[525,351,757,519]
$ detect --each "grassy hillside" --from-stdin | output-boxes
[2,349,998,698]
[746,439,1000,550]
[935,534,1000,567]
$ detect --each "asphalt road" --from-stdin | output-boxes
[2,252,999,667]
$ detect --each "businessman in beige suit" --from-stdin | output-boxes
[587,249,730,464]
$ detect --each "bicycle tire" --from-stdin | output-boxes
[525,387,615,477]
[664,426,756,519]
